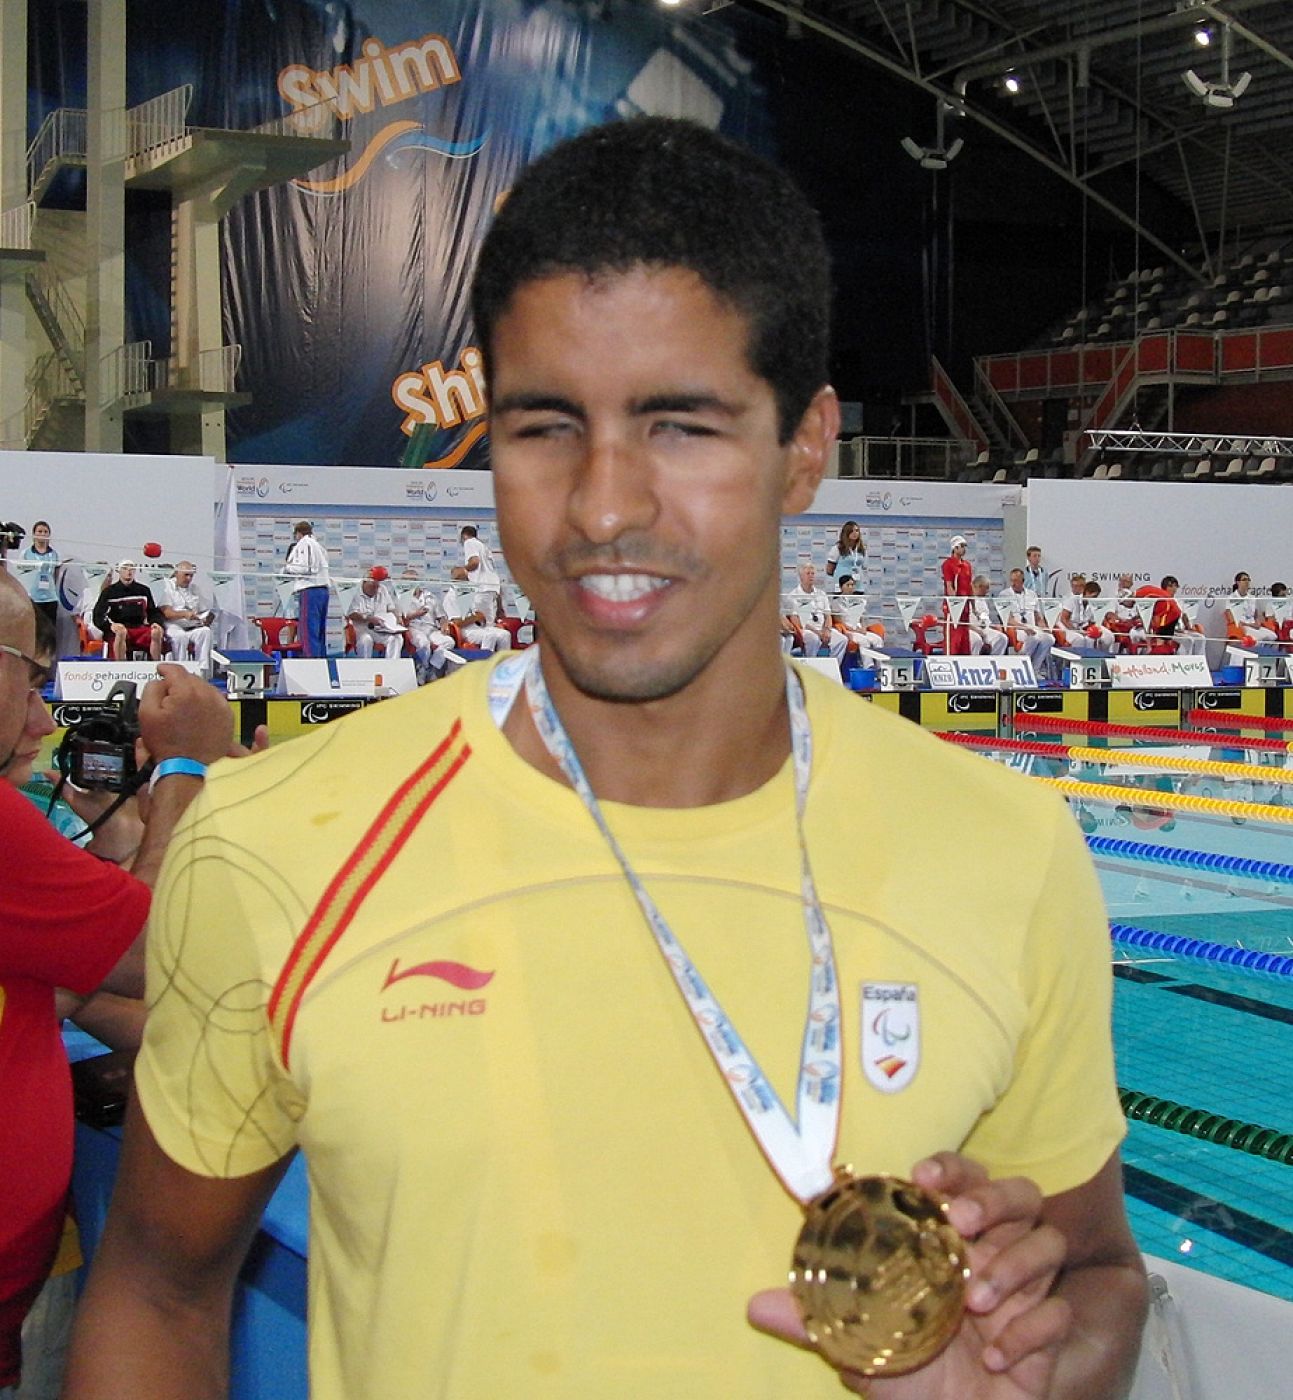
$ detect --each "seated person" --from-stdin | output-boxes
[92,560,163,661]
[1268,582,1293,644]
[964,575,1009,657]
[400,584,464,681]
[443,569,510,653]
[1104,573,1147,654]
[829,574,884,656]
[996,568,1054,678]
[1137,576,1206,655]
[345,567,403,661]
[159,561,214,671]
[1056,580,1114,654]
[782,563,846,662]
[1226,571,1277,647]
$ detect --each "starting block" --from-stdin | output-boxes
[1227,645,1288,687]
[1052,647,1109,690]
[213,649,275,699]
[858,647,920,692]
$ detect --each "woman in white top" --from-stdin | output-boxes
[824,520,865,592]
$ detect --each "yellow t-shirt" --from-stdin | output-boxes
[136,657,1123,1400]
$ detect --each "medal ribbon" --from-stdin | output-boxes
[487,647,840,1203]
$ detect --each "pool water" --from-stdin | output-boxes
[973,731,1293,1305]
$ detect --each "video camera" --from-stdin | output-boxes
[53,681,150,794]
[0,521,25,553]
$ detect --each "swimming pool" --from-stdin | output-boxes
[968,726,1293,1309]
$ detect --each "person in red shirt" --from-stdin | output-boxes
[941,534,973,654]
[0,570,232,1392]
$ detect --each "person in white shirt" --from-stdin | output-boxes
[1103,573,1146,654]
[283,520,331,657]
[1226,571,1278,647]
[444,568,510,652]
[782,563,846,662]
[1057,580,1114,653]
[159,561,214,670]
[460,525,502,594]
[829,574,883,656]
[400,583,463,681]
[997,568,1054,678]
[346,567,403,660]
[965,576,1009,657]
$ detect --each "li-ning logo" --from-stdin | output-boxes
[379,957,493,1023]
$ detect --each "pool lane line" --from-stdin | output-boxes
[1186,709,1293,735]
[1111,921,1293,978]
[1090,835,1293,885]
[1041,776,1293,824]
[1009,712,1293,752]
[1120,1089,1293,1167]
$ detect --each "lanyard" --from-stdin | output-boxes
[487,648,841,1203]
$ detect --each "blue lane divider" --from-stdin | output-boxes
[1087,834,1293,884]
[1110,921,1293,977]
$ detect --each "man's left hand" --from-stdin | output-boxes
[747,1152,1069,1398]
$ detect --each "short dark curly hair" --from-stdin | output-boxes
[471,117,832,443]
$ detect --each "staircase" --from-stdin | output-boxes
[25,266,85,395]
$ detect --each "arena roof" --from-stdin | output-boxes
[748,2,1293,267]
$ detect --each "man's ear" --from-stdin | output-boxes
[782,385,840,515]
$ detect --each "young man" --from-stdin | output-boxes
[91,561,163,662]
[941,535,972,654]
[67,119,1145,1400]
[1225,570,1277,647]
[1021,545,1047,598]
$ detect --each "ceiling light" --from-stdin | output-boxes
[1002,72,1021,95]
[1194,27,1212,47]
[901,100,964,171]
[1182,23,1252,110]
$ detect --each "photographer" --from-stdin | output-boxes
[0,570,232,1395]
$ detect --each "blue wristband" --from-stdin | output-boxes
[148,757,208,792]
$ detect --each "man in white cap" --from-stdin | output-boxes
[345,567,404,661]
[941,535,972,654]
[159,562,214,671]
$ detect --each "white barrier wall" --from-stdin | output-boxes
[1028,477,1293,619]
[0,450,217,569]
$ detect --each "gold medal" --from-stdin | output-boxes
[790,1171,969,1377]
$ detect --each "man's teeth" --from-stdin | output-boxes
[578,573,670,602]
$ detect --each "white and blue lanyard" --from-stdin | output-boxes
[488,647,841,1203]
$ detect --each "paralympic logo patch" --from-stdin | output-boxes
[860,982,920,1093]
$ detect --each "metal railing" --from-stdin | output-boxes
[28,264,86,359]
[835,435,975,480]
[155,344,243,393]
[99,340,153,408]
[126,85,193,162]
[252,93,338,139]
[0,201,34,250]
[972,359,1028,450]
[26,108,88,194]
[24,350,83,444]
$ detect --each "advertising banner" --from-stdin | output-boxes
[923,654,1037,690]
[1105,654,1213,688]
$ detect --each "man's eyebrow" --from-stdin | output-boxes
[630,393,743,416]
[492,393,585,417]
